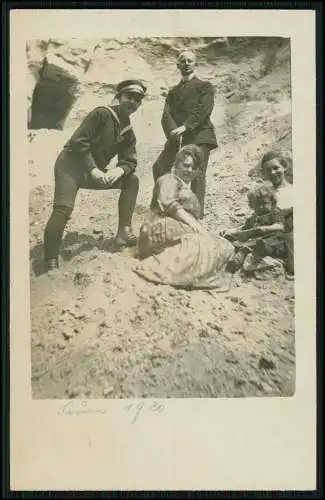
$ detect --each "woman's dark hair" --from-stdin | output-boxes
[260,150,291,178]
[174,144,204,172]
[247,182,277,208]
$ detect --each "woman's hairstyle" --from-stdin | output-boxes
[247,182,277,208]
[260,149,292,180]
[174,144,204,172]
[261,150,281,168]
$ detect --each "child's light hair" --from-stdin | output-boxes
[247,182,277,209]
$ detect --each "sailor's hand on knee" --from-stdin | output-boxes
[90,167,108,185]
[104,167,124,186]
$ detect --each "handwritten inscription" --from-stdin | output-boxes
[58,400,107,416]
[57,399,166,423]
[123,401,166,424]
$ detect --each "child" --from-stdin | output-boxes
[222,183,292,273]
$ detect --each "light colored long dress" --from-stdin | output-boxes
[134,173,235,290]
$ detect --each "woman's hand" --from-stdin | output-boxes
[198,225,213,238]
[188,222,201,233]
[220,229,237,240]
[171,207,211,240]
[90,167,109,186]
[104,167,124,186]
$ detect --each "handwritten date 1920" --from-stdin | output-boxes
[123,401,166,424]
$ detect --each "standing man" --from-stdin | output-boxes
[152,50,218,218]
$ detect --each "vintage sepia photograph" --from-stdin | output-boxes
[9,7,318,492]
[27,36,295,400]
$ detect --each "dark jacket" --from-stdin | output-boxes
[161,76,218,149]
[62,105,137,175]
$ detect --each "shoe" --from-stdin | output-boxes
[138,224,151,259]
[243,253,281,273]
[45,258,59,272]
[226,251,246,273]
[254,238,267,257]
[115,226,138,248]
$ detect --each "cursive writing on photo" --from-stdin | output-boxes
[56,399,166,423]
[57,400,107,416]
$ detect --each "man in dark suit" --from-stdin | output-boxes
[152,50,218,218]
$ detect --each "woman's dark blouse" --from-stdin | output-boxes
[62,105,137,175]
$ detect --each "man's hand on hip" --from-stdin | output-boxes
[170,125,186,137]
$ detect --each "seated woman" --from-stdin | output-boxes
[260,150,293,211]
[134,145,235,290]
[260,149,294,274]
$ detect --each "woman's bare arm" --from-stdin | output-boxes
[173,207,210,235]
[222,223,284,241]
[258,223,284,233]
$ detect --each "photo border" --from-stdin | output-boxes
[3,1,322,496]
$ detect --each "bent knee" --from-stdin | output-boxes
[123,172,139,186]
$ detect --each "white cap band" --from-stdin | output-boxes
[120,84,145,96]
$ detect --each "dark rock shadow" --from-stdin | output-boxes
[30,231,120,277]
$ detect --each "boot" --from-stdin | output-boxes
[254,238,268,257]
[45,257,59,272]
[226,249,247,273]
[115,226,138,248]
